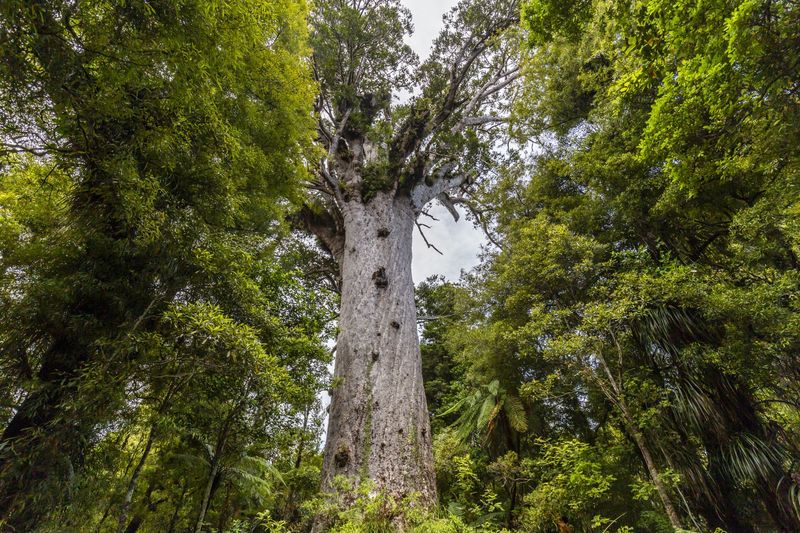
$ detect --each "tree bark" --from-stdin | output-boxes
[626,422,683,530]
[320,190,436,507]
[194,457,221,533]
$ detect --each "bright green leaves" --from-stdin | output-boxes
[0,158,73,269]
[0,0,325,528]
[520,439,616,530]
[2,0,316,235]
[521,0,593,45]
[492,214,606,317]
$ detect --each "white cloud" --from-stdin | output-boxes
[403,0,455,57]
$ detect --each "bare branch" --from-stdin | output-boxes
[415,220,443,255]
[419,209,440,222]
[450,196,505,250]
[459,115,509,127]
[326,107,352,168]
[452,67,520,134]
[417,314,455,323]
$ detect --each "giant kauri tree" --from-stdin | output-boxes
[303,0,521,504]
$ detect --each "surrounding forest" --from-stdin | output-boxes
[0,0,798,531]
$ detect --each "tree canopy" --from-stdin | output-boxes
[0,0,798,531]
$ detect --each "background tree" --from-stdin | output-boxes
[0,0,319,529]
[417,0,800,529]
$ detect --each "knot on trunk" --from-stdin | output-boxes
[334,445,350,469]
[372,267,388,288]
[390,320,400,329]
[377,227,390,238]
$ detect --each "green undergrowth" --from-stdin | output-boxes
[225,471,717,532]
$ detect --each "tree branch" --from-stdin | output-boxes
[415,220,443,255]
[436,192,460,222]
[293,206,345,264]
[450,196,505,250]
[409,162,469,212]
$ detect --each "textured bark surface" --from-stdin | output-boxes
[321,190,436,504]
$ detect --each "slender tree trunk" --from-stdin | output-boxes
[626,421,683,530]
[0,342,83,528]
[122,515,144,533]
[596,349,682,530]
[122,478,166,533]
[194,457,220,533]
[194,398,240,533]
[117,384,180,533]
[117,426,156,533]
[321,191,436,506]
[166,481,188,533]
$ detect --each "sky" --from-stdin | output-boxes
[405,0,487,284]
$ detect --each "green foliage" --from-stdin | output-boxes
[360,158,393,202]
[519,439,615,531]
[1,0,798,530]
[310,0,417,121]
[306,477,506,533]
[521,0,592,45]
[413,0,800,530]
[0,0,328,529]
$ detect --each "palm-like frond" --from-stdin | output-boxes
[630,305,798,528]
[167,452,211,469]
[722,433,789,483]
[671,375,723,434]
[441,380,527,443]
[503,393,528,433]
[234,454,285,487]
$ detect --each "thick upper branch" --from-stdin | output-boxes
[410,163,469,211]
[294,205,345,264]
[303,0,520,238]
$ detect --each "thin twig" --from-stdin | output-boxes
[415,221,443,255]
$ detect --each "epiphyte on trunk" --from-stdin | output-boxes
[372,267,388,288]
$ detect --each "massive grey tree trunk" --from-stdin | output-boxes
[321,190,436,504]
